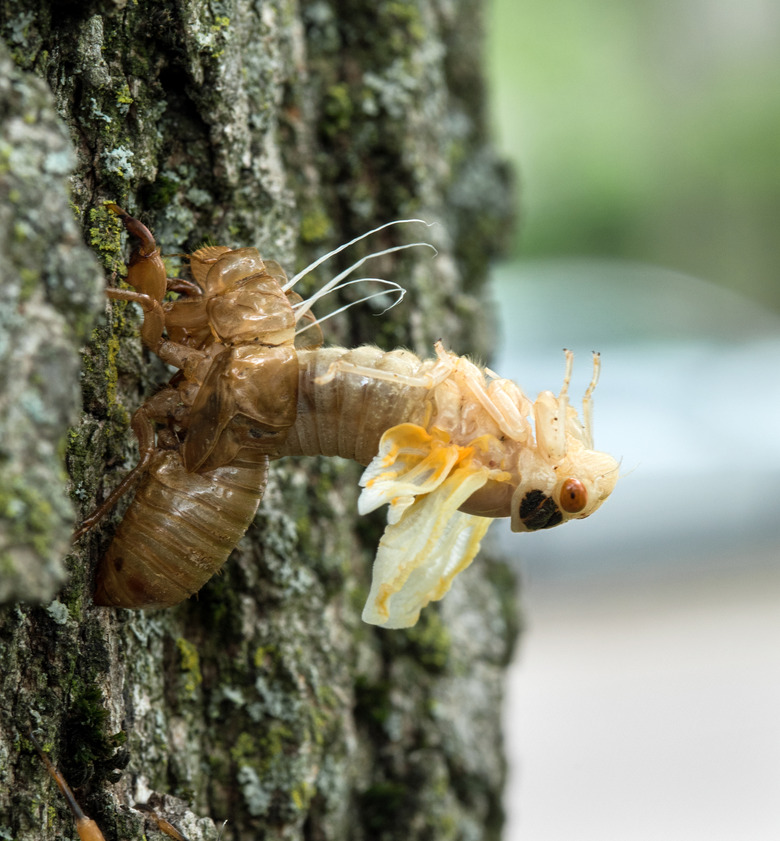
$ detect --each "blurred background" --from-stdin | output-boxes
[484,0,780,838]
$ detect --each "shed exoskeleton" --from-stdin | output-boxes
[77,206,619,628]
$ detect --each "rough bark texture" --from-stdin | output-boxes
[0,2,517,840]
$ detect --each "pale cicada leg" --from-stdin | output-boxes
[314,342,454,389]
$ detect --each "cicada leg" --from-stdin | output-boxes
[314,340,455,388]
[106,287,166,351]
[106,203,167,303]
[165,276,202,297]
[29,729,195,841]
[28,729,106,841]
[136,803,192,841]
[74,387,184,540]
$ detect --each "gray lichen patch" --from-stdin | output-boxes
[0,40,103,603]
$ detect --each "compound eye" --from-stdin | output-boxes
[560,478,587,513]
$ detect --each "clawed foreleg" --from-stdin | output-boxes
[106,287,166,351]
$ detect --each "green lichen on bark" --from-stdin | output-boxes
[0,1,517,840]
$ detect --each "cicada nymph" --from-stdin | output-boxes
[76,205,618,628]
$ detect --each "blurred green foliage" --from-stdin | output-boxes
[488,0,780,310]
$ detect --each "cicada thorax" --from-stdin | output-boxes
[182,250,308,469]
[160,249,320,472]
[182,341,300,473]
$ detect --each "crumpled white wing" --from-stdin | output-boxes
[358,428,495,628]
[358,423,461,524]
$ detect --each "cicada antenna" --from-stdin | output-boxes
[582,351,602,450]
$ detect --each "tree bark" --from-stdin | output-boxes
[0,2,517,839]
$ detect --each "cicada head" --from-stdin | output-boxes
[508,439,619,532]
[457,350,619,531]
[196,249,297,347]
[508,350,619,532]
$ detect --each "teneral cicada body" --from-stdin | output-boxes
[79,206,619,626]
[280,343,619,626]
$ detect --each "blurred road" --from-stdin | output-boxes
[503,564,780,841]
[490,260,780,840]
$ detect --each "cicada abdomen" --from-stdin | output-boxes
[281,346,432,465]
[94,450,269,609]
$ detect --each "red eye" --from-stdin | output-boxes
[560,478,587,513]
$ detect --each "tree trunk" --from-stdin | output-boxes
[0,2,517,839]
